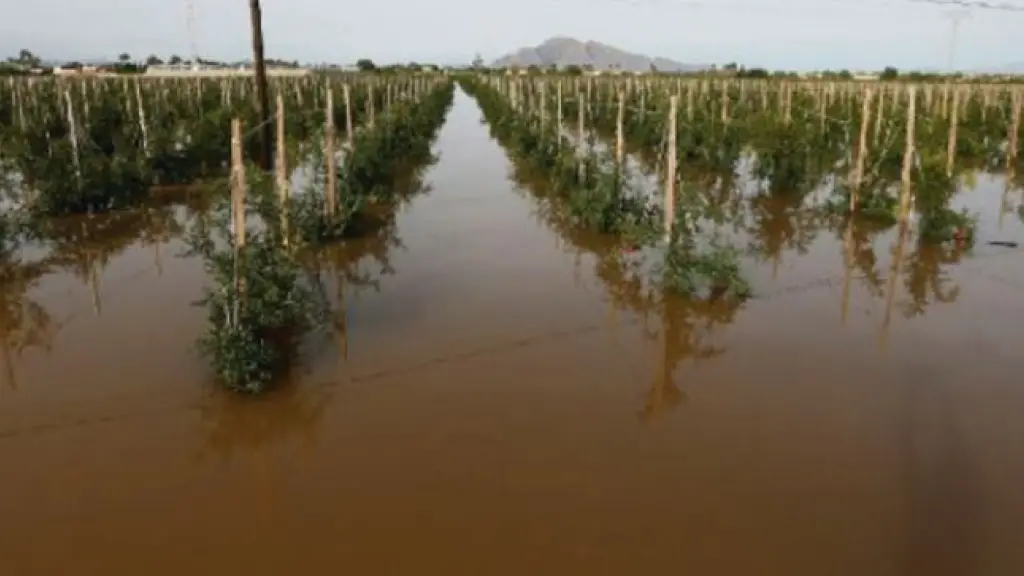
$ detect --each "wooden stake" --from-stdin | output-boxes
[325,86,337,218]
[229,118,248,324]
[368,83,375,127]
[1008,90,1021,168]
[62,88,82,190]
[343,83,354,148]
[851,87,873,213]
[540,81,547,129]
[687,82,694,121]
[665,95,678,241]
[577,91,585,147]
[556,82,563,144]
[720,83,729,125]
[577,91,586,182]
[275,93,289,245]
[784,83,792,125]
[898,86,917,224]
[230,119,247,249]
[134,81,149,158]
[874,85,885,145]
[946,88,960,177]
[616,90,625,167]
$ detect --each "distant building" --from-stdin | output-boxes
[144,63,311,77]
[53,65,103,76]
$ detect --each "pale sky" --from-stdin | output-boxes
[0,0,1021,70]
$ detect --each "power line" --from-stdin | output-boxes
[906,0,1024,11]
[590,0,1024,13]
[184,0,200,64]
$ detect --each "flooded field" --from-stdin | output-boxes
[3,87,1024,575]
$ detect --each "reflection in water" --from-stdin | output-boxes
[503,153,748,423]
[900,233,965,318]
[881,223,909,349]
[878,220,967,347]
[0,226,53,391]
[747,191,821,277]
[643,293,745,423]
[31,202,185,317]
[0,199,187,392]
[195,382,331,462]
[840,218,892,323]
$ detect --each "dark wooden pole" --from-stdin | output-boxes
[248,0,273,171]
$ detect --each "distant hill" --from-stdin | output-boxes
[984,62,1024,74]
[491,37,708,72]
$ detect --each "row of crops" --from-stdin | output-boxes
[0,74,455,393]
[0,74,440,215]
[457,74,1022,363]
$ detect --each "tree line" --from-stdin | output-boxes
[1,48,302,75]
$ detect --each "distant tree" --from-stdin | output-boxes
[649,62,658,73]
[880,66,899,80]
[169,54,183,65]
[582,63,594,72]
[837,69,853,80]
[723,62,738,71]
[471,53,484,68]
[356,58,376,71]
[738,67,768,78]
[145,55,163,66]
[118,52,131,63]
[526,64,541,75]
[15,49,41,67]
[565,64,583,75]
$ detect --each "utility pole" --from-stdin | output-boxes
[184,0,199,69]
[248,0,273,172]
[945,10,970,73]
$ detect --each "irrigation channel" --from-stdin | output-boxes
[2,78,1024,574]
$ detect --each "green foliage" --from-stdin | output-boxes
[461,77,660,241]
[180,79,454,393]
[0,75,392,218]
[291,82,454,244]
[462,74,751,306]
[188,218,315,393]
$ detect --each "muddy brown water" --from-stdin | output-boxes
[3,88,1024,575]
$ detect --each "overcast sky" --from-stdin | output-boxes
[1,0,1021,70]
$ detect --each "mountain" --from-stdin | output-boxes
[984,62,1024,74]
[491,37,707,72]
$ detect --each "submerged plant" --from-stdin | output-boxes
[182,81,454,393]
[186,190,317,393]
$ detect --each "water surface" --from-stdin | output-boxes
[2,88,1024,575]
